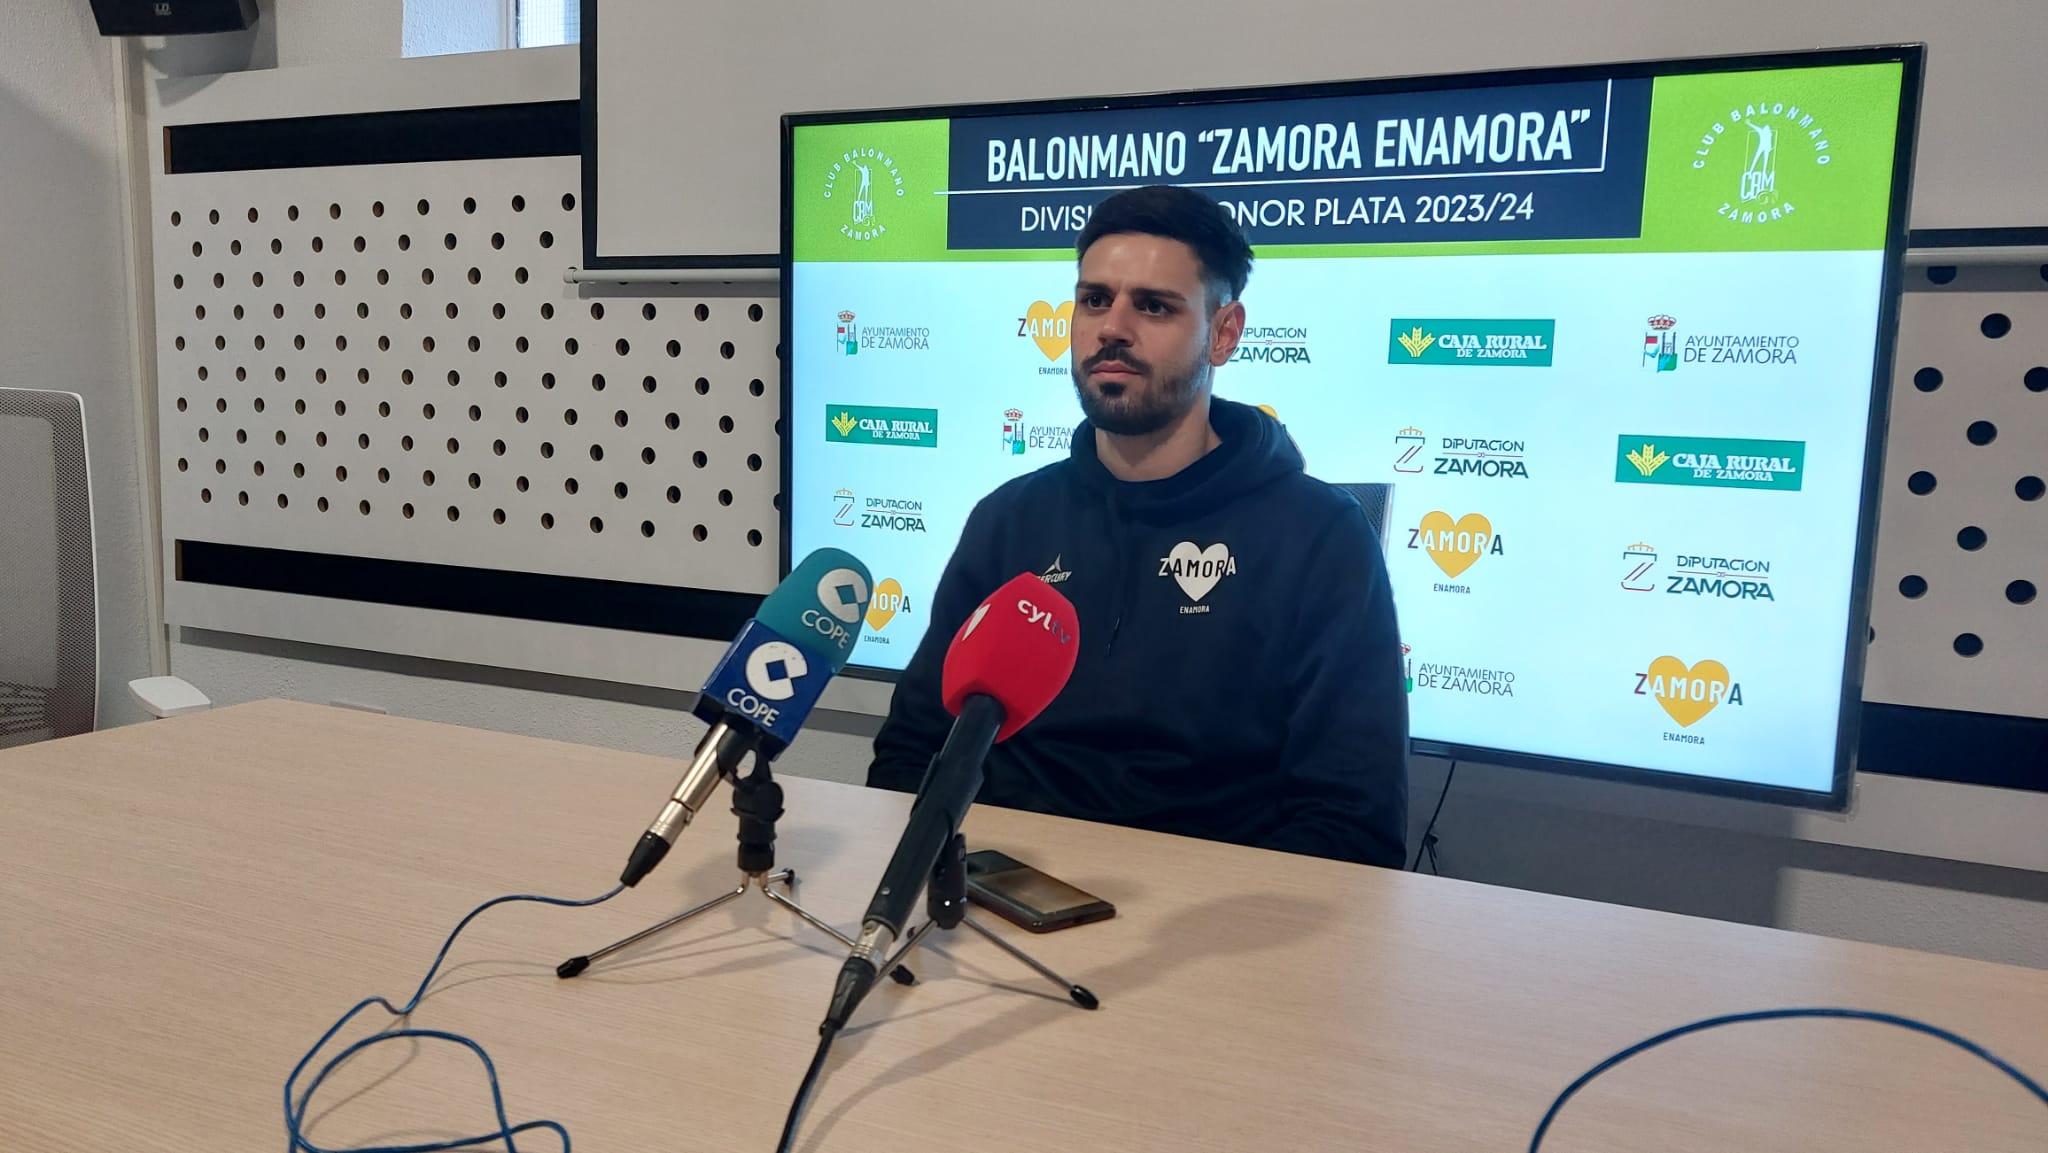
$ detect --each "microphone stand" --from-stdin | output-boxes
[872,832,1098,1010]
[556,758,916,985]
[776,833,1097,1153]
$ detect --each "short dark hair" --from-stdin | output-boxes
[1076,185,1253,310]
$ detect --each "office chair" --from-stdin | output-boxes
[0,388,98,748]
[1333,482,1396,555]
[1251,408,1396,555]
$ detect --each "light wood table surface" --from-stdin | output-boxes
[1,700,2043,1152]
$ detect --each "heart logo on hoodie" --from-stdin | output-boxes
[1160,541,1237,602]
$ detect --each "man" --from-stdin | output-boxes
[867,185,1408,868]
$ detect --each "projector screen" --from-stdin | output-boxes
[783,47,1921,807]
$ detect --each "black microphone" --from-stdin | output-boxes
[823,574,1080,1030]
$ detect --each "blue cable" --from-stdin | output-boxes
[284,884,626,1153]
[1530,1007,2048,1151]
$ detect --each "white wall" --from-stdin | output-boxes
[0,0,409,727]
[143,0,402,74]
[259,0,403,67]
[2,3,154,727]
[86,1,2048,970]
[403,0,505,58]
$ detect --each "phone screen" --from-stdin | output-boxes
[974,864,1100,916]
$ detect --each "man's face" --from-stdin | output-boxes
[1070,233,1244,436]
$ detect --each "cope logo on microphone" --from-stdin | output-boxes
[743,642,809,702]
[726,641,810,726]
[801,567,870,652]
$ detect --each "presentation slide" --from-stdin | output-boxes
[785,54,1911,801]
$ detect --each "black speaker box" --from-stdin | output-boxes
[89,0,259,36]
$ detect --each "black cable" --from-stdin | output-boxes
[1410,759,1457,872]
[775,1023,841,1153]
[1530,1007,2048,1150]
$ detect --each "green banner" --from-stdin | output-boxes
[826,404,940,448]
[1615,435,1806,491]
[1388,319,1555,366]
[789,62,1904,263]
[1633,63,1904,253]
[791,121,951,263]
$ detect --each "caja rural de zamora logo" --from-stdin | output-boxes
[1617,436,1804,491]
[1390,319,1554,366]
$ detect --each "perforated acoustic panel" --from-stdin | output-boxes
[1866,263,2048,721]
[155,155,781,596]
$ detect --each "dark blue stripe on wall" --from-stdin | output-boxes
[164,101,580,174]
[1906,226,2048,250]
[1859,703,2048,792]
[175,540,760,644]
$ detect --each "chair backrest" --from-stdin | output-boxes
[1332,482,1395,556]
[0,388,96,747]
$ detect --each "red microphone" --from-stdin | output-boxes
[942,573,1081,742]
[825,574,1079,1029]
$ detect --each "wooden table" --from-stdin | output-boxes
[1,700,2043,1152]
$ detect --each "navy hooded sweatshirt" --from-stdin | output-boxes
[867,396,1409,868]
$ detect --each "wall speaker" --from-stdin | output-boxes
[89,0,258,36]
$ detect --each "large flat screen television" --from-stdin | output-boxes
[782,45,1923,808]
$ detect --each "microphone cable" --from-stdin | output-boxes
[284,883,626,1153]
[1411,759,1457,873]
[1530,1006,2048,1151]
[774,1022,842,1153]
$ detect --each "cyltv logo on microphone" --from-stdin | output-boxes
[1017,596,1073,646]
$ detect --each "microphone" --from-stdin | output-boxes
[823,573,1079,1030]
[617,548,874,888]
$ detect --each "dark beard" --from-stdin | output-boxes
[1073,347,1207,436]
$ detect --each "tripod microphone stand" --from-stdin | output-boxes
[779,834,1097,1153]
[874,832,1098,1010]
[557,759,916,985]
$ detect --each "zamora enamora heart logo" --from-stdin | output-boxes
[865,578,905,631]
[1642,656,1738,727]
[1021,300,1074,361]
[1415,511,1494,578]
[1162,541,1234,602]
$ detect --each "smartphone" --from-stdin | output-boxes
[963,849,1116,933]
